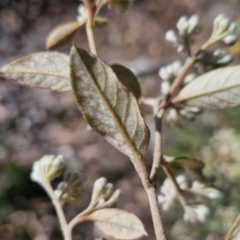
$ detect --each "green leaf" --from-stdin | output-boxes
[88,209,147,239]
[70,46,149,160]
[1,52,71,91]
[173,66,240,109]
[164,156,204,170]
[111,64,141,99]
[46,21,85,50]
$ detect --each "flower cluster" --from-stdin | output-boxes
[158,174,222,223]
[165,14,200,53]
[212,14,237,46]
[89,177,121,209]
[55,170,87,204]
[31,155,64,184]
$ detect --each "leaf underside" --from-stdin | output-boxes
[173,66,240,109]
[1,52,71,91]
[46,21,83,50]
[88,209,147,240]
[70,46,149,160]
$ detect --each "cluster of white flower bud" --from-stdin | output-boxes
[213,14,237,46]
[158,174,222,223]
[165,106,202,124]
[31,155,65,184]
[177,15,200,36]
[165,14,200,53]
[90,177,121,209]
[159,61,182,95]
[55,170,87,204]
[183,204,210,224]
[76,4,88,23]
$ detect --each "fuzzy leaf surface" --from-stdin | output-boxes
[111,64,141,99]
[88,209,147,239]
[173,66,240,109]
[70,46,149,159]
[46,21,85,50]
[1,52,71,91]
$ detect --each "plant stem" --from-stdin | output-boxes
[150,100,164,183]
[132,159,166,240]
[82,0,98,55]
[225,214,240,240]
[44,182,72,240]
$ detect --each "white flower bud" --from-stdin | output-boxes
[184,72,197,83]
[218,17,231,34]
[91,177,107,204]
[31,155,64,184]
[166,108,179,123]
[177,44,184,53]
[228,22,237,33]
[213,14,226,32]
[217,54,233,64]
[172,60,182,74]
[177,15,189,35]
[187,14,199,34]
[161,81,170,95]
[105,189,121,207]
[165,29,178,43]
[213,49,226,57]
[159,67,170,81]
[223,35,238,46]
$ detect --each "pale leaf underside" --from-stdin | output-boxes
[173,66,240,109]
[70,47,149,160]
[88,209,147,240]
[46,21,84,50]
[1,52,71,91]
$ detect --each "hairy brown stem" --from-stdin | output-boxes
[44,182,72,240]
[225,214,240,240]
[133,159,166,240]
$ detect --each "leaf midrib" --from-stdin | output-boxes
[76,48,141,159]
[173,79,240,103]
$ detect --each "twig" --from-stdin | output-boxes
[225,214,240,240]
[82,0,98,55]
[44,182,72,240]
[133,158,166,240]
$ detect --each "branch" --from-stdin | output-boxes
[82,0,98,55]
[44,183,72,240]
[225,214,240,240]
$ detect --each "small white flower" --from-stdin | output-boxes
[165,29,178,43]
[191,181,222,199]
[184,204,210,223]
[166,108,179,123]
[31,155,64,184]
[76,4,87,22]
[158,175,188,211]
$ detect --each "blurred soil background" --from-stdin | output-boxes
[0,0,240,239]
